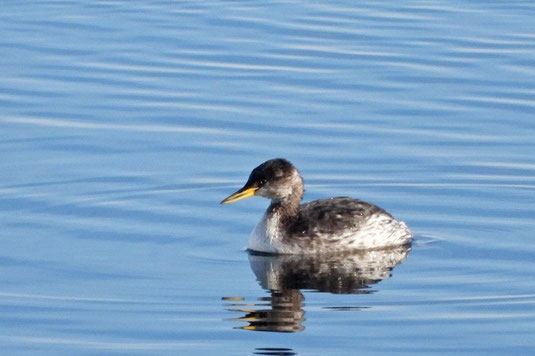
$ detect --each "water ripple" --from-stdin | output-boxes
[1,0,535,354]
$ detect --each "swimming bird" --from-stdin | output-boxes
[221,158,412,254]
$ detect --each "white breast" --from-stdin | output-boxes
[248,211,286,253]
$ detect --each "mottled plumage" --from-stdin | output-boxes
[289,197,389,238]
[221,158,412,254]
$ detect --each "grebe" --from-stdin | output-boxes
[221,158,412,254]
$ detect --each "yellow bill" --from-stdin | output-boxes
[220,186,258,204]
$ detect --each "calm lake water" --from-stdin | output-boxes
[1,1,535,354]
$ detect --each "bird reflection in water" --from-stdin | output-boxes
[222,244,411,332]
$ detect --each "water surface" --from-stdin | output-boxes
[1,0,535,354]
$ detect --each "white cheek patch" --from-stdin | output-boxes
[273,171,302,199]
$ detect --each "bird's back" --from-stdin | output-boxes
[278,197,411,252]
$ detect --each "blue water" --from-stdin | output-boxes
[1,1,535,354]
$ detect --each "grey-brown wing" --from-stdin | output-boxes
[290,197,391,238]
